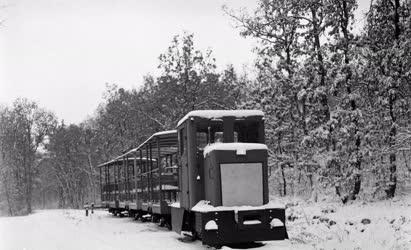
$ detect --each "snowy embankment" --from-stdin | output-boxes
[284,193,411,250]
[1,196,410,250]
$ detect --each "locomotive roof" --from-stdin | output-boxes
[177,110,264,127]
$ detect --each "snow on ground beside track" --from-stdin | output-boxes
[282,192,411,250]
[1,194,410,250]
[0,209,295,250]
[0,210,202,250]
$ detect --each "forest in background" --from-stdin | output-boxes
[0,0,410,216]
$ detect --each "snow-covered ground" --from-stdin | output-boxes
[1,195,410,250]
[284,193,411,250]
[0,209,292,250]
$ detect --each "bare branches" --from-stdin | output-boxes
[0,99,57,214]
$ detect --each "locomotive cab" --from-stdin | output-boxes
[195,114,267,207]
[174,110,288,246]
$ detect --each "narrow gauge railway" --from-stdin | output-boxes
[98,110,288,246]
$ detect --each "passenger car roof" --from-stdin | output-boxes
[97,130,177,167]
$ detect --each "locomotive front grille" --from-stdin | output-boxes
[220,162,263,206]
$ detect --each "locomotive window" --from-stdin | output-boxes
[196,120,223,145]
[214,132,224,143]
[234,121,260,143]
[196,132,208,149]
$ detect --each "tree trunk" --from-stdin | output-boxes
[42,189,46,209]
[87,153,96,203]
[403,150,411,172]
[26,163,32,214]
[2,176,14,216]
[384,0,401,199]
[342,0,362,202]
[281,164,287,196]
[310,6,329,122]
[386,96,397,198]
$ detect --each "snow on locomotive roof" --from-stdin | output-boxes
[191,200,285,212]
[177,110,264,127]
[203,142,268,157]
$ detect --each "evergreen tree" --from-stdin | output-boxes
[361,0,411,198]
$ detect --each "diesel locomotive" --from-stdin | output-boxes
[98,110,288,246]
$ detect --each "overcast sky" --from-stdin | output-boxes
[0,0,371,124]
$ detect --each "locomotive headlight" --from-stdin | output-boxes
[270,218,284,228]
[205,220,218,231]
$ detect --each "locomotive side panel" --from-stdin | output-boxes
[186,118,204,209]
[178,126,189,209]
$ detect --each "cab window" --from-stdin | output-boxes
[196,120,224,149]
[234,121,260,143]
[214,132,224,143]
[196,132,208,150]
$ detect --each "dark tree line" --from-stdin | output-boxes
[1,1,410,215]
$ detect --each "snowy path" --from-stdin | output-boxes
[0,209,294,250]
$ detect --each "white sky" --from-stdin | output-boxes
[0,0,371,124]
